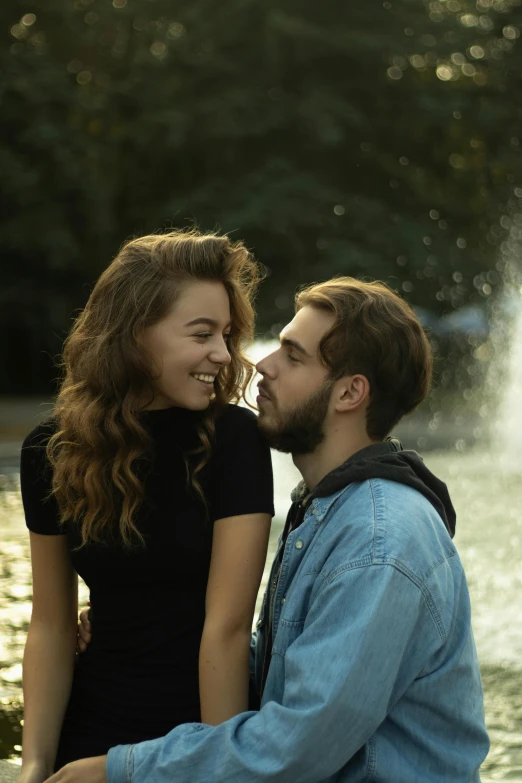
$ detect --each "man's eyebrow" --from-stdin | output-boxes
[280,335,312,358]
[184,318,231,328]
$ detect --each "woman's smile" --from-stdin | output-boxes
[191,372,217,389]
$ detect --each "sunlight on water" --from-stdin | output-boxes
[0,474,89,761]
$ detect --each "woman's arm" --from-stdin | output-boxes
[199,513,271,725]
[19,533,78,782]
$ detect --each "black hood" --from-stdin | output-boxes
[289,438,456,538]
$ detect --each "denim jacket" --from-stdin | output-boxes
[107,477,489,783]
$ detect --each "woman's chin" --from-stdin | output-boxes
[183,396,213,411]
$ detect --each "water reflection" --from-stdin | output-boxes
[0,470,89,767]
[0,703,22,759]
[481,665,522,780]
[1,441,521,780]
[0,474,27,765]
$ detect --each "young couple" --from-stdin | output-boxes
[20,229,489,783]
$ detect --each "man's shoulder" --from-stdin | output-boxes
[318,478,457,583]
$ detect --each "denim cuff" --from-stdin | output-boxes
[107,743,133,783]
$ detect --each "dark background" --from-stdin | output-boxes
[1,0,521,394]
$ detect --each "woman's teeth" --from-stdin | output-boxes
[192,374,215,384]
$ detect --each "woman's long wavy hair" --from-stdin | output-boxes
[47,229,261,547]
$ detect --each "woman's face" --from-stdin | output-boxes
[140,280,232,410]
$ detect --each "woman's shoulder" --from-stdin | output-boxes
[214,404,259,437]
[22,417,58,453]
[20,419,57,496]
[207,404,274,516]
[211,404,268,451]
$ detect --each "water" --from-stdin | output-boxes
[492,303,522,465]
[1,349,521,778]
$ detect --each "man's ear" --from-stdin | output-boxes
[333,374,371,413]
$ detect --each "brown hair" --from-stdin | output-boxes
[47,229,260,547]
[296,277,432,439]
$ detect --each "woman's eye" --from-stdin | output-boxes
[194,332,231,342]
[287,353,299,363]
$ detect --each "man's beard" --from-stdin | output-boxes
[257,379,333,455]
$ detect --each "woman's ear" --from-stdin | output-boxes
[333,374,371,413]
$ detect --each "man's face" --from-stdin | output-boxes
[256,306,335,454]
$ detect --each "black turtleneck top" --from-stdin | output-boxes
[20,404,274,768]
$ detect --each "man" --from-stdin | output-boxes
[46,277,489,782]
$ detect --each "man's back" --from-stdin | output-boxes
[254,476,489,782]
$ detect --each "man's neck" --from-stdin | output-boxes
[293,430,377,491]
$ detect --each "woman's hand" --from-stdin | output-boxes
[43,756,107,783]
[77,606,92,653]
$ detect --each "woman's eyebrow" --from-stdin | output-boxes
[184,317,231,329]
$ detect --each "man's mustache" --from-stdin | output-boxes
[257,381,272,400]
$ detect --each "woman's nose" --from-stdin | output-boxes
[210,337,232,365]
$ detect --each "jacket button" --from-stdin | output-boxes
[295,540,304,549]
[281,597,285,605]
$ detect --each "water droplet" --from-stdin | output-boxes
[168,22,185,39]
[387,66,403,80]
[449,153,466,169]
[503,25,519,40]
[76,70,92,85]
[469,45,485,59]
[410,54,426,69]
[436,64,454,81]
[451,52,466,65]
[150,42,167,57]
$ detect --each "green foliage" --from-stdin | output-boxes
[1,0,521,391]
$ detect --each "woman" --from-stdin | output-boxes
[18,230,274,783]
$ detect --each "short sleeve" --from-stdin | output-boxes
[20,421,64,535]
[209,405,274,521]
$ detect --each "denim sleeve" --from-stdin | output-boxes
[106,564,436,783]
[107,744,132,782]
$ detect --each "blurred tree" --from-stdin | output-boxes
[0,0,521,391]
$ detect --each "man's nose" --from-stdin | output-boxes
[256,352,276,378]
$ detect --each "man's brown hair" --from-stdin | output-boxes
[296,277,432,440]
